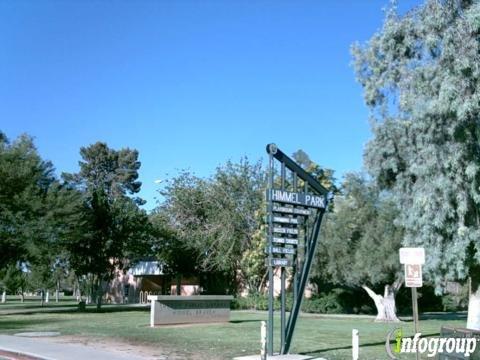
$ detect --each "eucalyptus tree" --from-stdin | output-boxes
[316,173,404,320]
[352,0,480,328]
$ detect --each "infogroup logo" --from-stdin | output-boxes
[385,328,478,359]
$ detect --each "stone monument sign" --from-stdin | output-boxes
[148,295,234,326]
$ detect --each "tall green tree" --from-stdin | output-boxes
[63,142,151,308]
[158,158,267,293]
[352,0,480,328]
[292,150,338,193]
[27,182,86,305]
[0,132,55,267]
[150,209,200,294]
[316,173,403,320]
[0,132,90,303]
[1,264,28,302]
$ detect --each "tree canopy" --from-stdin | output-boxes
[155,158,266,292]
[316,173,403,288]
[62,142,151,306]
[352,0,480,290]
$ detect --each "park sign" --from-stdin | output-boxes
[265,143,330,356]
[399,247,425,265]
[267,189,326,209]
[265,246,296,255]
[399,247,424,340]
[405,264,423,288]
[399,248,424,288]
[273,205,310,216]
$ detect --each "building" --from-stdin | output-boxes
[104,261,200,304]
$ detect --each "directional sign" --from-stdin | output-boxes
[267,189,326,209]
[405,264,422,287]
[267,258,292,267]
[266,246,296,255]
[273,206,311,216]
[265,143,330,356]
[271,236,299,245]
[273,227,298,235]
[273,216,299,225]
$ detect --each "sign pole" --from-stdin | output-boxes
[412,287,419,333]
[292,172,298,315]
[280,162,286,352]
[400,248,424,360]
[267,150,274,356]
[265,143,330,355]
[412,287,419,360]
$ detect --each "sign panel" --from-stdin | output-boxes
[273,227,298,235]
[266,258,292,267]
[266,246,296,255]
[273,216,299,225]
[273,206,311,216]
[399,248,425,264]
[404,264,422,287]
[271,236,298,245]
[267,189,325,209]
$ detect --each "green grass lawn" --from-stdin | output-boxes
[0,302,470,360]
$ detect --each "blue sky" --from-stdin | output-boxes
[0,0,420,210]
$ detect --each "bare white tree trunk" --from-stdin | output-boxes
[363,283,400,322]
[1,290,6,303]
[467,288,480,330]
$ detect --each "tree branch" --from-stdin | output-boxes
[362,285,379,300]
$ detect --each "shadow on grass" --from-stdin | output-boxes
[399,312,467,322]
[0,305,149,316]
[0,304,78,310]
[229,319,262,324]
[420,312,467,321]
[0,318,68,331]
[300,332,440,356]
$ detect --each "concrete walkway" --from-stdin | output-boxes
[0,335,150,360]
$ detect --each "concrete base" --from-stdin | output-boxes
[233,355,316,360]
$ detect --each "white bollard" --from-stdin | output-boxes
[45,290,49,303]
[261,320,267,360]
[352,329,359,360]
[1,290,6,303]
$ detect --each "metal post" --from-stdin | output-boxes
[412,287,420,360]
[265,144,330,356]
[284,208,326,353]
[267,151,274,356]
[280,162,286,352]
[304,183,309,257]
[292,172,298,309]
